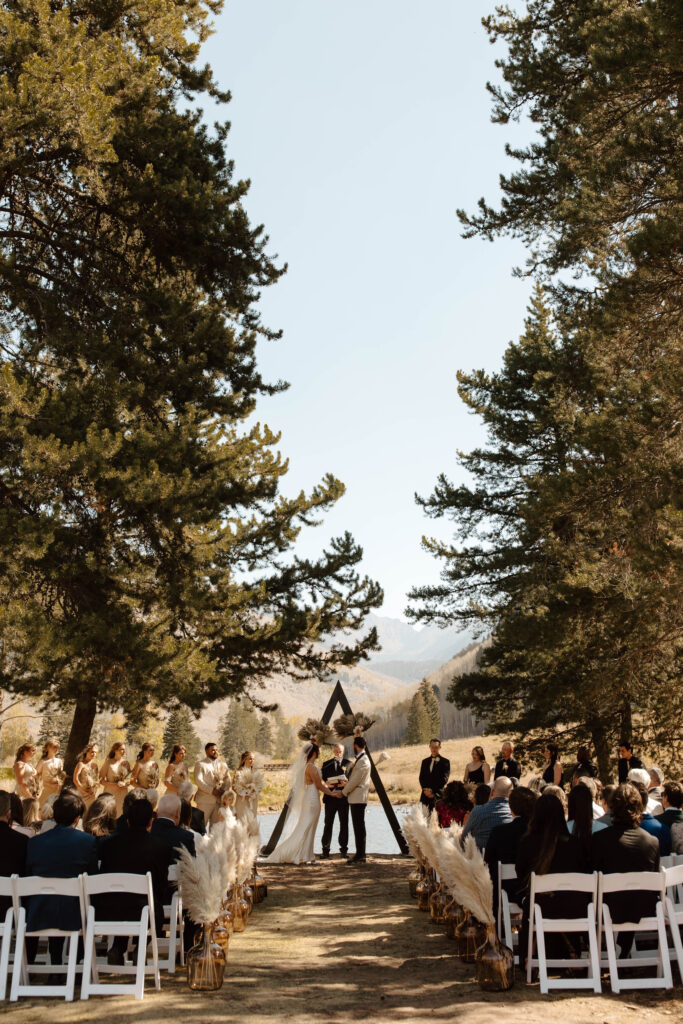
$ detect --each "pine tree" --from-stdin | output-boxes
[162,707,201,763]
[255,717,273,758]
[0,1,383,771]
[271,709,295,760]
[418,679,441,737]
[403,690,431,747]
[219,700,258,771]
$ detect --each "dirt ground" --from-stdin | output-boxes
[6,856,682,1024]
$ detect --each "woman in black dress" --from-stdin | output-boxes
[571,744,598,785]
[541,742,563,787]
[463,745,491,785]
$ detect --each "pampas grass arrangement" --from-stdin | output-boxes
[333,711,375,739]
[178,843,227,927]
[297,718,334,746]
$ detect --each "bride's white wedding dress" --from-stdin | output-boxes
[264,746,323,865]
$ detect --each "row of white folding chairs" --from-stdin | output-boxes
[498,855,683,969]
[522,864,683,994]
[0,866,183,1002]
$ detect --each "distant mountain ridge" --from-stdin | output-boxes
[360,613,473,666]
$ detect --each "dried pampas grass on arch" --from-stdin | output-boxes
[333,712,375,739]
[297,719,334,747]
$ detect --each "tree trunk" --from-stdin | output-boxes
[591,721,612,784]
[64,697,98,776]
[620,700,633,746]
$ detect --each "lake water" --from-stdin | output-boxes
[258,803,408,856]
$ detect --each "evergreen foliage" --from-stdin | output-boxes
[418,678,441,736]
[0,0,382,771]
[409,0,683,778]
[161,707,201,763]
[403,689,431,747]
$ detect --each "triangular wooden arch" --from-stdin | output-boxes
[262,680,409,856]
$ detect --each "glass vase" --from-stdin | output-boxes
[477,925,515,990]
[408,863,423,899]
[416,870,436,912]
[454,912,488,963]
[444,898,464,940]
[242,882,254,914]
[186,923,226,991]
[429,884,450,924]
[250,870,268,903]
[231,887,250,933]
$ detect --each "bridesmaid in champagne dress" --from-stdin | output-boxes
[14,742,40,825]
[131,742,160,808]
[35,738,66,813]
[163,744,189,795]
[99,741,132,816]
[73,743,100,811]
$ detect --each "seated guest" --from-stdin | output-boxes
[567,783,607,863]
[484,785,538,917]
[516,790,589,967]
[541,783,567,817]
[474,784,491,806]
[115,787,148,833]
[654,781,683,829]
[25,791,98,966]
[10,793,33,837]
[180,798,204,843]
[592,783,660,956]
[96,798,171,964]
[178,780,206,836]
[647,767,664,812]
[494,742,521,781]
[462,777,513,850]
[618,741,643,783]
[151,793,196,865]
[571,745,598,784]
[628,768,662,814]
[598,784,616,825]
[630,781,670,856]
[575,776,603,820]
[0,790,27,917]
[436,781,472,828]
[83,793,117,838]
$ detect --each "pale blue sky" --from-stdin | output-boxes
[203,2,532,620]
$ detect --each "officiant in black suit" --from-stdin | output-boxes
[321,742,351,858]
[419,739,450,811]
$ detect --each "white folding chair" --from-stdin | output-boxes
[527,871,601,994]
[663,864,683,976]
[661,855,676,869]
[0,877,15,1001]
[598,871,672,992]
[497,862,522,964]
[10,875,86,1001]
[81,872,160,1000]
[157,863,184,973]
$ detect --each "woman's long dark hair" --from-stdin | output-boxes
[546,742,559,765]
[442,781,472,812]
[136,742,154,762]
[306,743,319,762]
[524,791,568,875]
[567,783,593,860]
[169,744,184,764]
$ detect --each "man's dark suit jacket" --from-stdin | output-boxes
[494,757,521,780]
[591,825,660,923]
[618,755,643,783]
[150,816,195,902]
[484,815,529,917]
[191,806,206,834]
[96,828,171,927]
[24,824,98,932]
[0,821,27,914]
[321,756,351,806]
[419,755,450,807]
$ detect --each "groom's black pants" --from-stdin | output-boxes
[350,802,367,859]
[322,798,349,855]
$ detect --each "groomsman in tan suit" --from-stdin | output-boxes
[194,742,230,826]
[342,736,372,864]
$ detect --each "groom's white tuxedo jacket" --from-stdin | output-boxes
[342,751,371,805]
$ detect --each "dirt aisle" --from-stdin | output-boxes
[7,855,682,1023]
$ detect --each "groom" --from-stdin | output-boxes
[342,736,371,864]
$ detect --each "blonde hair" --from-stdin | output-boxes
[41,738,60,759]
[77,744,97,763]
[543,784,568,815]
[15,743,36,762]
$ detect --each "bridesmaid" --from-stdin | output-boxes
[233,750,258,825]
[73,743,100,811]
[99,741,131,816]
[163,744,188,795]
[14,742,40,825]
[35,738,66,812]
[463,745,491,785]
[542,742,564,787]
[131,742,160,808]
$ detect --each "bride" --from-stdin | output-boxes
[264,741,342,865]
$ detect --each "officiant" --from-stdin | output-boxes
[321,742,351,858]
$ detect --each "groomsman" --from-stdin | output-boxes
[194,742,230,826]
[342,736,372,864]
[321,743,352,858]
[419,739,450,811]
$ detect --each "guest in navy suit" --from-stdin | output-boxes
[25,790,98,965]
